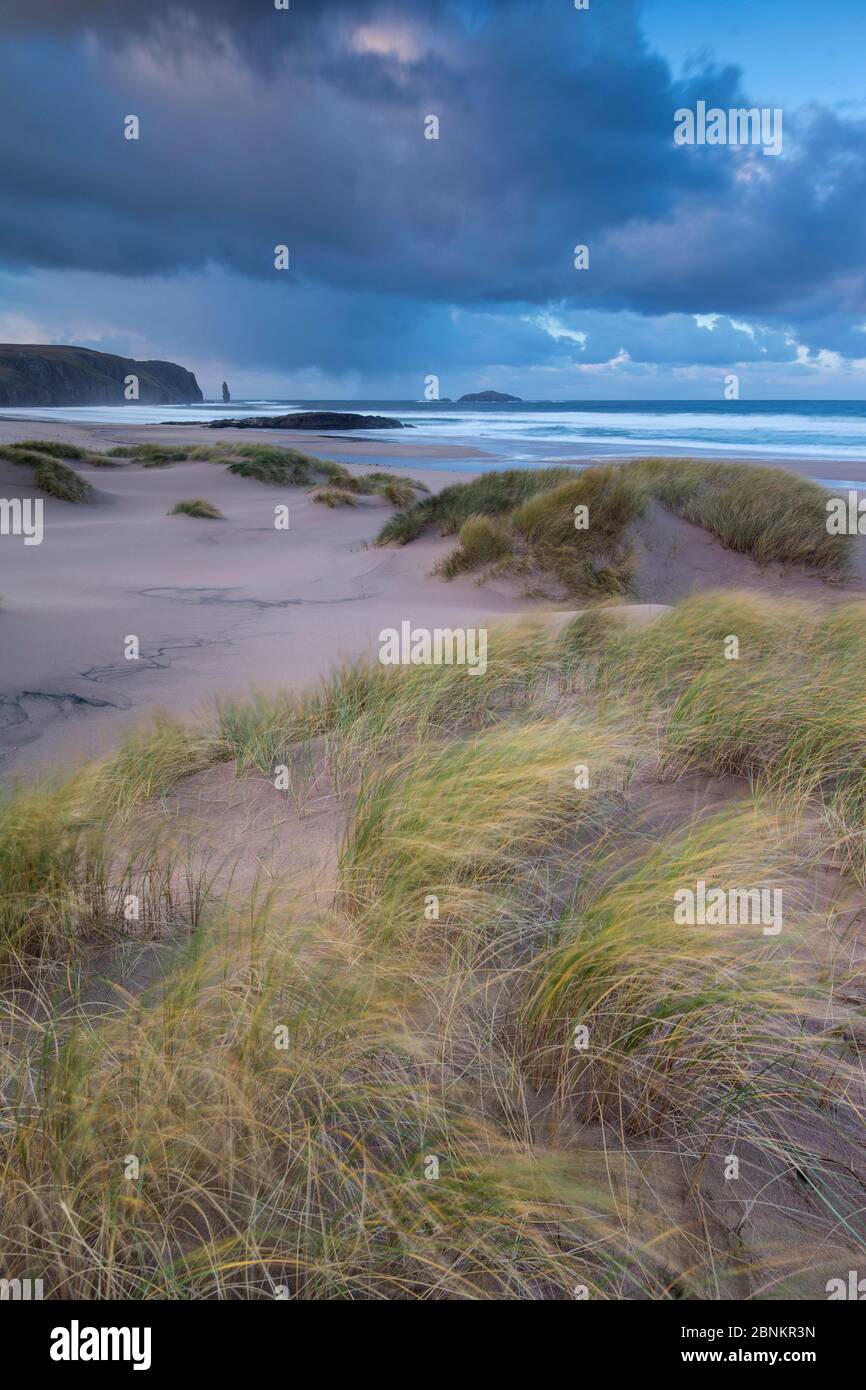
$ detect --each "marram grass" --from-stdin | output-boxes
[3,594,866,1297]
[378,459,852,595]
[169,499,224,519]
[522,805,835,1129]
[0,910,628,1300]
[0,449,93,500]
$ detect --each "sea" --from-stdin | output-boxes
[4,399,866,484]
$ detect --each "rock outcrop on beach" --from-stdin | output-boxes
[0,345,203,407]
[209,412,409,431]
[458,390,522,403]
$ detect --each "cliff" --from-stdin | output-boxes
[0,345,203,406]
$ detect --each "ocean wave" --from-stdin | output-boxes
[3,400,866,460]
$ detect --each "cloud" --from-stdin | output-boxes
[792,343,847,371]
[576,347,631,373]
[523,314,587,348]
[0,0,865,394]
[0,0,724,304]
[1,2,858,329]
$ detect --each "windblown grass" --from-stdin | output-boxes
[0,445,92,500]
[375,479,419,508]
[3,596,866,1298]
[513,469,643,594]
[393,467,576,540]
[108,445,190,465]
[378,460,852,594]
[0,445,49,466]
[227,448,322,486]
[427,469,641,595]
[11,439,91,460]
[377,508,428,545]
[312,472,426,508]
[436,515,513,578]
[184,444,235,461]
[169,499,224,519]
[0,774,105,966]
[0,910,615,1299]
[312,486,357,507]
[215,619,566,784]
[325,472,376,495]
[567,591,866,881]
[0,442,109,470]
[32,457,92,502]
[522,806,831,1129]
[627,457,848,574]
[365,470,430,494]
[92,715,220,821]
[0,716,219,967]
[339,714,634,953]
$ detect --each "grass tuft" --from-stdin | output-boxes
[377,478,420,509]
[32,457,92,502]
[11,439,90,460]
[169,499,224,519]
[624,457,850,575]
[437,514,514,578]
[376,508,429,546]
[378,460,852,595]
[227,448,320,486]
[107,445,190,465]
[312,487,358,507]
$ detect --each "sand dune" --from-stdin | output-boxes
[0,431,534,777]
[3,422,864,780]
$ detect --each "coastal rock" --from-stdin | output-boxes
[0,344,203,406]
[209,412,409,431]
[458,390,522,403]
[222,381,231,402]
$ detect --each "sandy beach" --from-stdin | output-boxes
[7,0,866,1319]
[3,419,865,782]
[0,422,538,779]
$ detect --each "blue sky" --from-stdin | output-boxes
[643,0,866,113]
[0,0,865,400]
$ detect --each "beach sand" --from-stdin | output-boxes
[2,420,863,781]
[0,422,538,780]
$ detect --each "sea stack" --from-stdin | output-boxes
[222,381,231,402]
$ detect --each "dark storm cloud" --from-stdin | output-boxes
[0,2,708,294]
[0,0,526,54]
[0,0,864,370]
